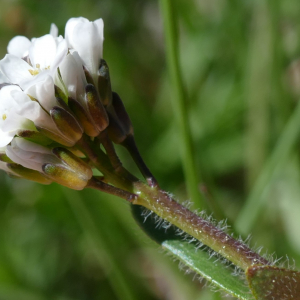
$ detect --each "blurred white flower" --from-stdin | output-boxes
[0,33,67,89]
[65,17,104,80]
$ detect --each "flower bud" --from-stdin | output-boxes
[36,126,75,148]
[83,66,95,86]
[54,84,68,104]
[52,147,92,179]
[107,92,133,144]
[42,163,89,190]
[42,147,92,190]
[68,97,99,137]
[50,106,83,146]
[6,137,92,190]
[85,84,109,132]
[97,59,112,106]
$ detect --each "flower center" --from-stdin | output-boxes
[2,114,7,121]
[28,64,51,76]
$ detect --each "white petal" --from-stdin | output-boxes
[59,52,86,100]
[0,85,30,134]
[10,90,46,124]
[0,54,33,85]
[50,23,58,38]
[25,75,57,112]
[6,141,40,171]
[29,34,57,70]
[18,70,50,90]
[7,138,59,172]
[94,18,104,45]
[7,36,31,58]
[1,112,31,133]
[65,17,89,47]
[72,51,87,87]
[0,70,10,84]
[0,84,21,100]
[50,38,68,72]
[11,92,57,133]
[71,21,103,75]
[0,130,15,147]
[14,137,51,154]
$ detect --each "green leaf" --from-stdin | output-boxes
[131,205,252,299]
[246,265,300,300]
[163,240,252,300]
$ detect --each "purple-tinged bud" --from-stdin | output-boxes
[83,65,95,86]
[85,84,109,132]
[107,92,133,144]
[68,97,100,137]
[97,59,112,106]
[54,85,68,104]
[36,126,74,147]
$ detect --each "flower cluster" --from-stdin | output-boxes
[0,17,133,190]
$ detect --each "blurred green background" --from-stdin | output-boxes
[1,0,300,299]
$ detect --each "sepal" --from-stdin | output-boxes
[42,145,92,190]
[17,129,53,146]
[107,92,133,144]
[0,152,13,163]
[85,84,109,132]
[7,163,52,184]
[54,84,68,104]
[50,106,83,146]
[52,147,92,179]
[68,97,99,137]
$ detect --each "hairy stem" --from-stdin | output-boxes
[79,135,269,271]
[132,182,270,271]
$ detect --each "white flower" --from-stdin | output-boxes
[6,23,59,59]
[0,85,34,147]
[0,33,68,89]
[0,76,70,147]
[65,17,104,80]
